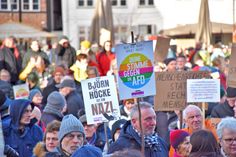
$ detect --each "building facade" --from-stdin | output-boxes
[0,0,62,31]
[62,0,236,49]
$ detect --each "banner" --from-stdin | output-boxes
[81,75,120,124]
[116,40,156,100]
[154,71,209,111]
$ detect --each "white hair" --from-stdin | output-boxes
[217,117,236,139]
[183,104,202,120]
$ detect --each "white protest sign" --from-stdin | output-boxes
[187,79,220,103]
[13,83,29,99]
[116,40,156,100]
[81,75,120,124]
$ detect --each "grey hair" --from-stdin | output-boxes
[183,104,202,120]
[130,101,153,119]
[217,117,236,139]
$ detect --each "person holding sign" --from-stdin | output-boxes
[108,102,168,157]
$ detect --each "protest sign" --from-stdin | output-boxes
[13,83,29,99]
[227,43,236,88]
[154,36,171,62]
[116,40,156,100]
[81,75,120,124]
[154,71,209,111]
[187,79,220,103]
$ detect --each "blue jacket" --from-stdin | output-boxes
[2,99,43,157]
[108,121,168,157]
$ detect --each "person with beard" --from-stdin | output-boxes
[108,102,168,157]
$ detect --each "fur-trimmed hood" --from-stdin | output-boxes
[33,142,47,157]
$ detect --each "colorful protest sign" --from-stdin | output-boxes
[13,83,29,99]
[227,43,236,88]
[116,40,156,100]
[81,75,120,124]
[154,71,209,111]
[187,79,220,103]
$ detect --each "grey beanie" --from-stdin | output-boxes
[59,114,85,142]
[46,91,65,110]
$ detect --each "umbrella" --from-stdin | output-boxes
[195,0,212,45]
[89,0,114,46]
[0,22,56,39]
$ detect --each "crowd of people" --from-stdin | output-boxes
[0,35,235,157]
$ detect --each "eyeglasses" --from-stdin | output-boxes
[223,138,236,144]
[65,133,84,141]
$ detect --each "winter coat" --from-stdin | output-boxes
[96,52,115,76]
[32,142,47,157]
[211,100,234,118]
[2,99,43,157]
[41,111,63,127]
[66,91,84,118]
[87,124,111,150]
[55,44,76,68]
[42,80,59,107]
[0,46,22,84]
[108,121,168,157]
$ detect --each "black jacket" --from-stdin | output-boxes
[211,100,234,118]
[108,121,168,157]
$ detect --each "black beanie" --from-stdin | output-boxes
[163,58,176,66]
[111,119,127,141]
[226,87,236,98]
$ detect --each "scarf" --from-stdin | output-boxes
[133,127,161,151]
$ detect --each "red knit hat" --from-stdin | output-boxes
[53,66,65,76]
[170,130,189,150]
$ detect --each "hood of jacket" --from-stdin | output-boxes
[119,121,142,146]
[33,142,47,157]
[10,99,33,128]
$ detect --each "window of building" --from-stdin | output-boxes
[120,0,126,6]
[112,0,117,6]
[0,0,8,10]
[112,0,126,7]
[78,26,90,45]
[22,0,40,11]
[0,0,18,11]
[138,25,154,34]
[139,0,154,6]
[78,0,93,7]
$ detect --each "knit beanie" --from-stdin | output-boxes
[71,145,102,157]
[28,89,42,101]
[46,91,65,111]
[170,130,189,150]
[226,87,236,98]
[59,114,85,142]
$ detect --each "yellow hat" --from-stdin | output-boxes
[80,40,91,49]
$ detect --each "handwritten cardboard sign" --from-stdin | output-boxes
[154,71,209,111]
[227,43,236,88]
